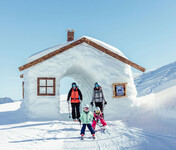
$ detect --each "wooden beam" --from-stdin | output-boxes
[19,38,85,71]
[19,37,146,72]
[83,38,146,72]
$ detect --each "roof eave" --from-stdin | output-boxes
[18,37,146,72]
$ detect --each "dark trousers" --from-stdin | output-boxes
[81,124,95,135]
[95,102,104,118]
[71,103,80,119]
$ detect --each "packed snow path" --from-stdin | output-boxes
[1,120,176,150]
[0,120,144,150]
[0,102,176,150]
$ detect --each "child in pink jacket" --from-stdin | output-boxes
[92,107,107,129]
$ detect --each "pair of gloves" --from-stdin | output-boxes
[90,101,107,107]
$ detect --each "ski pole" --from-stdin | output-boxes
[79,121,82,129]
[102,102,105,119]
[80,100,83,111]
[68,101,71,118]
[91,103,93,112]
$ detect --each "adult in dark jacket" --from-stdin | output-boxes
[90,82,107,117]
[67,82,82,121]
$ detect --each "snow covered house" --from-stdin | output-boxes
[19,30,145,120]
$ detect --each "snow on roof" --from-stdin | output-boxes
[82,36,126,57]
[19,36,145,72]
[27,36,126,63]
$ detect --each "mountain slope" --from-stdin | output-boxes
[135,61,176,96]
[0,97,14,104]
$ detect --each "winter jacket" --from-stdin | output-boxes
[79,111,94,124]
[92,111,107,129]
[67,87,82,103]
[92,87,105,103]
[93,112,103,120]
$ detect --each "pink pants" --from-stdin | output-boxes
[92,118,107,129]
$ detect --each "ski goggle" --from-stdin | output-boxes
[95,111,100,114]
[84,107,89,110]
[72,84,76,87]
[95,84,99,87]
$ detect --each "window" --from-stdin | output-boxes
[37,78,56,96]
[112,83,127,98]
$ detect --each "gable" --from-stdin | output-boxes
[19,37,146,72]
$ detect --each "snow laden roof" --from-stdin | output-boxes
[27,36,125,63]
[19,36,146,72]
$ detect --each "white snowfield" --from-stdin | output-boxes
[135,61,176,97]
[0,85,176,150]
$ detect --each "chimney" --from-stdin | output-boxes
[67,29,75,42]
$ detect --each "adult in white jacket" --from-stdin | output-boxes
[90,82,107,117]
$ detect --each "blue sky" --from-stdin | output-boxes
[0,0,176,100]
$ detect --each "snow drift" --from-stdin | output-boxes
[134,85,176,119]
[135,61,176,96]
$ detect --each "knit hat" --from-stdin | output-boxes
[95,82,99,87]
[72,82,76,87]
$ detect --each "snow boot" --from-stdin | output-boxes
[81,134,84,140]
[92,134,95,140]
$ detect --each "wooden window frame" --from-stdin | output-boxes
[37,77,56,96]
[112,83,127,98]
[22,81,24,99]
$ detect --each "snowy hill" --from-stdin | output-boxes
[0,97,14,104]
[132,85,176,122]
[135,61,176,96]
